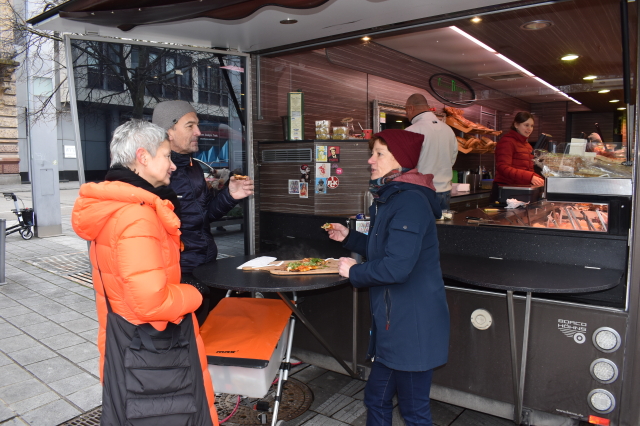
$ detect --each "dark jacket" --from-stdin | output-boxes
[169,152,238,274]
[344,181,449,372]
[495,129,542,185]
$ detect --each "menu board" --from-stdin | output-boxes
[288,92,304,140]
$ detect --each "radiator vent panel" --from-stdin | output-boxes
[262,148,312,163]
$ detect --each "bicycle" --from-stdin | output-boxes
[3,193,34,240]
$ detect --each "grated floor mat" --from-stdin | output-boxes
[59,407,101,426]
[26,252,91,275]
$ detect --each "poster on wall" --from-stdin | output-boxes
[315,163,330,178]
[299,182,309,198]
[288,179,300,194]
[316,146,327,162]
[315,178,327,194]
[327,146,340,162]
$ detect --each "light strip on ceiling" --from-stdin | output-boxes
[449,26,496,52]
[450,26,580,104]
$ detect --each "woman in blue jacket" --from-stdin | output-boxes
[326,129,450,426]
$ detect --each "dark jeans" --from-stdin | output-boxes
[435,191,451,211]
[364,361,434,426]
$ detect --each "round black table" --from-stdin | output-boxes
[440,252,623,425]
[193,255,357,379]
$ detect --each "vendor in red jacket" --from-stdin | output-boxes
[494,111,545,187]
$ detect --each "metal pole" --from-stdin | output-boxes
[64,35,87,186]
[0,219,6,285]
[352,287,358,375]
[506,290,521,424]
[518,293,532,424]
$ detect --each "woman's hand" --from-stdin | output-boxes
[531,175,544,186]
[338,257,357,278]
[229,176,255,200]
[326,223,349,242]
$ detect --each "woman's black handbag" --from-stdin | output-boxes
[94,244,213,426]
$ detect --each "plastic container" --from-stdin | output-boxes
[332,126,348,140]
[316,120,331,140]
[207,322,290,398]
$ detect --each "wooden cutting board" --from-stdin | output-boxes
[242,259,340,275]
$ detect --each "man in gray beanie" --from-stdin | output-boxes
[153,100,254,324]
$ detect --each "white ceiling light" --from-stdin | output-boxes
[561,54,579,61]
[449,26,495,52]
[496,54,535,77]
[598,89,611,93]
[520,20,553,30]
[280,18,297,24]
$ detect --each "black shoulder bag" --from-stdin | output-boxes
[94,242,213,426]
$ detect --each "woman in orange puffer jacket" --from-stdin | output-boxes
[72,120,217,426]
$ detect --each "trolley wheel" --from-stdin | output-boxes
[20,227,33,240]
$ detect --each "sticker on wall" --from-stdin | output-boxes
[315,178,327,194]
[336,168,343,175]
[328,146,340,162]
[380,112,386,124]
[300,164,310,182]
[356,221,370,235]
[316,146,327,162]
[316,163,330,178]
[288,179,300,195]
[327,176,339,189]
[299,182,309,198]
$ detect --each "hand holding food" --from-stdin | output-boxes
[338,257,357,278]
[321,223,333,230]
[229,174,254,199]
[325,222,349,242]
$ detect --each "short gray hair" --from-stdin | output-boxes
[110,120,168,167]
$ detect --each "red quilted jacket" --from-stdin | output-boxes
[494,130,542,185]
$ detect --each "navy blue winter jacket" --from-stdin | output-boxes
[169,152,238,274]
[344,181,450,371]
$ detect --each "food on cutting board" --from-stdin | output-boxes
[286,258,328,272]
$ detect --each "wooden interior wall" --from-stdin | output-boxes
[530,102,568,144]
[569,112,616,142]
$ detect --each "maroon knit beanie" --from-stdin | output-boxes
[372,129,424,169]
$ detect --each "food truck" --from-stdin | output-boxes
[28,0,640,424]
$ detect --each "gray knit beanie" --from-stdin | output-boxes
[152,100,197,130]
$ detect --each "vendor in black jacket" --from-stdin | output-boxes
[153,101,254,324]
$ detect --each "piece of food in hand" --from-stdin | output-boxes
[286,258,328,272]
[233,174,249,180]
[321,223,333,230]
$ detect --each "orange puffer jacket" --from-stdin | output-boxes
[72,181,218,426]
[494,129,542,185]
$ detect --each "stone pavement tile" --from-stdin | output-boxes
[0,295,19,308]
[315,394,354,417]
[301,414,349,426]
[78,357,100,378]
[351,410,367,426]
[82,310,98,321]
[9,344,58,366]
[34,288,72,299]
[17,295,56,309]
[21,321,68,340]
[57,342,98,364]
[49,372,99,396]
[59,317,98,334]
[0,352,13,366]
[0,323,23,339]
[24,356,84,384]
[78,329,98,343]
[352,389,364,400]
[73,289,95,300]
[332,400,367,424]
[431,400,464,426]
[0,378,50,405]
[6,312,48,328]
[309,371,354,394]
[66,301,96,314]
[39,332,86,351]
[291,365,327,384]
[0,286,39,300]
[66,382,102,411]
[0,364,33,387]
[0,417,28,426]
[0,305,33,319]
[44,310,85,324]
[20,398,81,426]
[337,379,366,397]
[284,411,316,426]
[0,334,40,353]
[32,303,72,317]
[448,409,514,426]
[0,399,16,423]
[308,384,337,412]
[52,294,91,306]
[392,407,404,426]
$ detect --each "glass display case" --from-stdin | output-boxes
[483,200,608,233]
